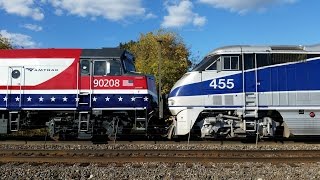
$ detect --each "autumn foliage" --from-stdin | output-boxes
[121,30,192,95]
[0,35,12,49]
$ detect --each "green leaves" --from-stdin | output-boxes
[121,30,192,95]
[0,35,13,49]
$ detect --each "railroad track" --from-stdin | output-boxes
[1,149,320,164]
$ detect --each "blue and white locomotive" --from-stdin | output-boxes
[168,44,320,139]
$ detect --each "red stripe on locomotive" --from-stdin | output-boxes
[0,49,148,90]
[0,49,82,58]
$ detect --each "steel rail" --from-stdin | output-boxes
[1,149,320,164]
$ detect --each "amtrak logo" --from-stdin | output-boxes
[26,68,59,72]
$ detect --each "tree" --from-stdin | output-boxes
[0,35,13,49]
[121,30,192,95]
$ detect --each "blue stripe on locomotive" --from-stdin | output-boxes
[169,58,320,97]
[0,94,153,110]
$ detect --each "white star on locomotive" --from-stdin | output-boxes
[3,96,7,102]
[27,97,32,102]
[131,97,136,101]
[63,97,68,102]
[75,97,80,102]
[105,97,110,101]
[144,96,148,101]
[92,97,97,102]
[39,97,44,102]
[15,97,20,102]
[118,97,123,101]
[51,97,56,102]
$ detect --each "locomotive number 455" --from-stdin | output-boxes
[209,78,234,89]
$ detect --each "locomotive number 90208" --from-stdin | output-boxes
[93,79,120,87]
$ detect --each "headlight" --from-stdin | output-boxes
[168,99,175,106]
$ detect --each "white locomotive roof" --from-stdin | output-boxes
[305,44,320,52]
[208,44,320,55]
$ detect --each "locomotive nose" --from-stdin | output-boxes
[168,72,201,98]
[168,71,202,109]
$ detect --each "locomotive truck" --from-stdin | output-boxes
[0,48,160,140]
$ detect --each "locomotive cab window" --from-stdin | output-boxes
[257,54,270,68]
[94,61,107,76]
[123,51,136,73]
[222,56,239,70]
[123,58,136,73]
[11,69,21,79]
[206,56,221,70]
[207,61,217,70]
[244,54,254,70]
[94,59,122,76]
[109,59,122,75]
[80,59,90,76]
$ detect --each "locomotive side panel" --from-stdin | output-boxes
[0,49,81,110]
[257,58,320,107]
[80,75,152,109]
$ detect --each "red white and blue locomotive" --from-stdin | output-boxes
[0,48,160,140]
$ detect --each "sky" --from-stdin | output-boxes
[0,0,320,61]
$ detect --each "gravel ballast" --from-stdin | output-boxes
[1,162,320,179]
[1,142,320,179]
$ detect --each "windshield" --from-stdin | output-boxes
[192,55,220,71]
[206,58,219,70]
[123,58,136,72]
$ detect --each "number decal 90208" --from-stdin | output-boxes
[209,79,234,89]
[93,79,120,87]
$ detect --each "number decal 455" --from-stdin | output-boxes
[209,79,234,89]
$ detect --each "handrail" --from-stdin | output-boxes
[76,61,79,108]
[89,60,93,108]
[6,67,10,108]
[19,66,23,108]
[254,54,259,112]
[241,49,245,115]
